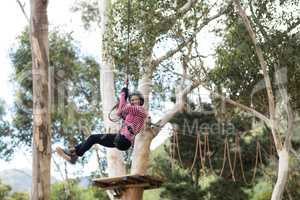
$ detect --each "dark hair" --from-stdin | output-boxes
[129,92,144,106]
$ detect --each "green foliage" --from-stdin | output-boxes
[201,177,248,200]
[284,157,300,198]
[51,181,109,200]
[0,99,5,118]
[0,179,11,200]
[210,0,300,115]
[9,28,102,148]
[0,99,13,160]
[9,192,30,200]
[71,0,100,30]
[246,180,272,200]
[70,0,233,123]
[149,102,287,199]
[167,103,268,181]
[0,179,29,200]
[144,188,166,200]
[151,156,205,200]
[106,0,216,83]
[151,150,250,200]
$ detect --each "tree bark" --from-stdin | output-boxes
[30,0,51,199]
[98,0,126,199]
[123,73,199,200]
[122,69,153,200]
[271,148,289,200]
[123,128,155,200]
[232,1,293,199]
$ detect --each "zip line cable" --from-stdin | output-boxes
[108,0,132,122]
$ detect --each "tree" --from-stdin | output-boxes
[72,1,229,199]
[205,0,299,199]
[98,2,126,199]
[70,0,300,199]
[209,1,300,198]
[210,0,300,116]
[30,0,51,199]
[10,29,101,148]
[9,27,105,199]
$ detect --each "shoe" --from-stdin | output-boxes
[56,146,78,164]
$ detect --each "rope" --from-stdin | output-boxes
[170,128,176,170]
[226,137,236,181]
[232,136,238,172]
[203,132,207,165]
[269,133,276,161]
[108,104,120,123]
[251,140,263,183]
[108,0,132,122]
[189,133,200,172]
[237,134,247,183]
[198,133,206,172]
[205,133,214,173]
[219,136,236,181]
[174,129,184,168]
[125,0,131,86]
[219,136,228,177]
[233,134,248,184]
[169,128,271,184]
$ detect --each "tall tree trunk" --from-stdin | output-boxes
[123,71,196,200]
[30,0,51,199]
[98,0,126,199]
[122,69,154,200]
[233,1,294,199]
[271,147,289,200]
[124,129,154,200]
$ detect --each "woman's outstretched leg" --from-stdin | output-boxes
[75,134,117,156]
[56,134,117,164]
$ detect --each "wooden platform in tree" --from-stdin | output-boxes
[92,174,164,190]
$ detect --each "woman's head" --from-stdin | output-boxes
[129,92,144,106]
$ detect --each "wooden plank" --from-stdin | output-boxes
[93,174,141,182]
[99,183,151,190]
[92,174,164,190]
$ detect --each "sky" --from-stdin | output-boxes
[0,0,220,180]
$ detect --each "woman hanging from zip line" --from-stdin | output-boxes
[56,85,147,164]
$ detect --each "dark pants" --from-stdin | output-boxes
[75,133,132,156]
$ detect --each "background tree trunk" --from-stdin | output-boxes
[123,70,154,200]
[271,148,289,200]
[98,0,126,199]
[30,0,51,199]
[233,1,295,199]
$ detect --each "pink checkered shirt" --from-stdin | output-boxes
[116,92,147,142]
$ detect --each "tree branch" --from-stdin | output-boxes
[199,83,272,127]
[290,147,300,162]
[287,18,300,33]
[222,96,271,127]
[233,0,275,121]
[178,0,198,13]
[249,0,270,41]
[234,0,284,151]
[161,0,198,25]
[153,81,200,135]
[16,0,30,23]
[274,64,294,149]
[152,9,225,67]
